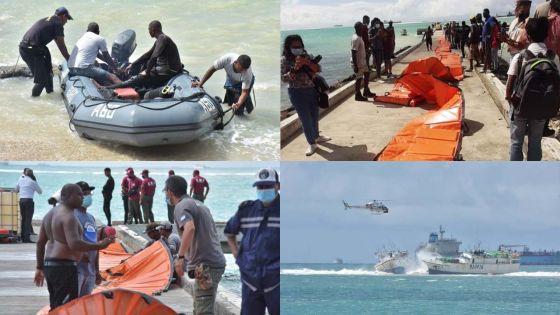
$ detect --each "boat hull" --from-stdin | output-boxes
[425,261,520,275]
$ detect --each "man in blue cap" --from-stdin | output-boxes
[224,168,280,315]
[19,7,72,96]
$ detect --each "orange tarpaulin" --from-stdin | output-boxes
[377,73,464,161]
[400,57,458,82]
[95,240,173,296]
[37,289,177,315]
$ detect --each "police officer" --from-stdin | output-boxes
[19,7,72,97]
[224,168,280,315]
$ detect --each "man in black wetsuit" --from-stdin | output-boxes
[19,7,72,97]
[107,20,181,90]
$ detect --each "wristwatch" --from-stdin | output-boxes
[178,255,185,260]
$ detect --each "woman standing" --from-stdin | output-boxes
[281,35,331,156]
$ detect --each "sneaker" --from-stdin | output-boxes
[305,144,318,156]
[355,95,368,102]
[543,128,556,137]
[316,135,332,143]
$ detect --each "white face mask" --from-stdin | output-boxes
[291,48,304,56]
[375,24,380,29]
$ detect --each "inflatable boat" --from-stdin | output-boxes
[58,30,227,147]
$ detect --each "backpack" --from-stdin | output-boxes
[512,49,560,119]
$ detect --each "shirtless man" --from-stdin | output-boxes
[34,184,113,311]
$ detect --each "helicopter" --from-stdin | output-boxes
[342,200,389,214]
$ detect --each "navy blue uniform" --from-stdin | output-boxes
[224,196,280,315]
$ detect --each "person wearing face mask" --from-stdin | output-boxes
[192,53,255,115]
[166,175,226,315]
[73,181,101,297]
[281,34,331,156]
[502,1,532,58]
[224,168,280,315]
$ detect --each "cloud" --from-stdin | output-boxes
[281,0,523,30]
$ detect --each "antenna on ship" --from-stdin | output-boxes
[439,225,445,239]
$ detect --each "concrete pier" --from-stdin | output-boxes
[281,33,560,161]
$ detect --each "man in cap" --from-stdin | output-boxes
[126,168,144,224]
[189,169,209,203]
[142,222,161,249]
[192,53,255,115]
[166,175,226,314]
[35,183,113,311]
[167,170,175,223]
[224,168,280,315]
[121,168,131,224]
[102,168,114,226]
[73,181,100,297]
[140,169,156,223]
[19,7,72,97]
[158,222,181,257]
[15,168,42,243]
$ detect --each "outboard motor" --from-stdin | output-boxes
[111,30,137,67]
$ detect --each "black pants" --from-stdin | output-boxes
[107,73,174,90]
[44,261,78,311]
[103,195,112,226]
[19,45,53,96]
[167,204,174,223]
[460,40,467,57]
[19,198,34,242]
[122,195,129,224]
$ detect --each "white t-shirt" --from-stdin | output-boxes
[213,53,254,90]
[507,42,560,76]
[351,34,367,68]
[68,31,109,68]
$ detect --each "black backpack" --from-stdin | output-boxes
[512,49,560,119]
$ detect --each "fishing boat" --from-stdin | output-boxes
[424,250,520,275]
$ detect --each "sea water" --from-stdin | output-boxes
[280,23,430,110]
[0,0,279,160]
[281,263,560,314]
[0,162,280,295]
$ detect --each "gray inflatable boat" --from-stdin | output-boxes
[58,30,226,147]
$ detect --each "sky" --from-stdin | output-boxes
[281,0,547,30]
[281,162,560,263]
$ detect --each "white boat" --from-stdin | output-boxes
[424,250,520,275]
[401,29,408,36]
[375,250,408,274]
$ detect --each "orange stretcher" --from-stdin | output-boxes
[377,73,464,161]
[37,289,177,315]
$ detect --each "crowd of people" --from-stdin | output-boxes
[14,166,279,314]
[442,0,560,160]
[19,7,255,114]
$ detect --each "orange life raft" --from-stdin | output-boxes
[38,289,177,315]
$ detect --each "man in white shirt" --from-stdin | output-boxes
[15,168,42,243]
[192,53,255,115]
[351,21,369,101]
[68,22,121,85]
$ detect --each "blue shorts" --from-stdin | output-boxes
[69,65,112,85]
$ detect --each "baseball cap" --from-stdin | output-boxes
[157,222,173,231]
[144,222,159,234]
[55,7,73,20]
[252,168,279,187]
[126,167,134,175]
[76,181,95,192]
[142,169,149,175]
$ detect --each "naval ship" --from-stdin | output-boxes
[375,250,409,274]
[499,245,560,265]
[424,250,520,275]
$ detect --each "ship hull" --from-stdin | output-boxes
[425,261,520,275]
[520,254,560,265]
